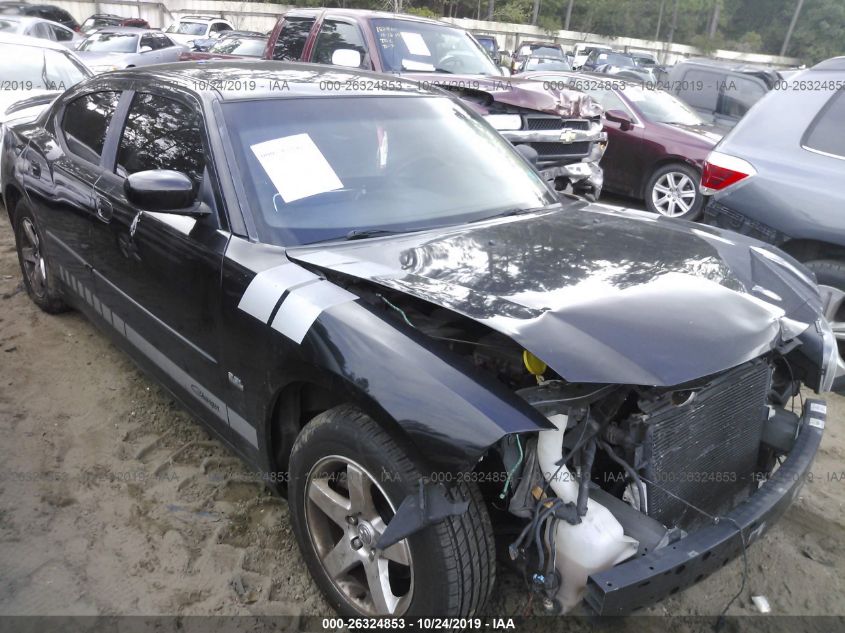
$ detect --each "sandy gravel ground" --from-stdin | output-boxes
[0,218,844,625]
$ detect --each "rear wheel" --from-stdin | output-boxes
[13,202,68,313]
[288,405,495,617]
[645,163,703,220]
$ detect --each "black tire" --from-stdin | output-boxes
[289,405,496,617]
[644,162,704,220]
[13,202,68,313]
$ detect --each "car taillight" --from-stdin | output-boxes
[700,150,756,195]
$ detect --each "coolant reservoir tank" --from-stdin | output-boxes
[538,414,639,612]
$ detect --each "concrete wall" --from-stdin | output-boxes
[51,0,800,67]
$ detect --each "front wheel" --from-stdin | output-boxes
[645,163,704,220]
[288,405,496,617]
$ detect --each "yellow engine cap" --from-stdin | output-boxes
[522,350,547,376]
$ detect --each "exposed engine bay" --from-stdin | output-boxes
[360,284,812,612]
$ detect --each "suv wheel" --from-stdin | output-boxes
[288,405,495,617]
[806,260,845,359]
[645,163,703,220]
[14,202,68,313]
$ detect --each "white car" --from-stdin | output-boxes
[163,14,233,46]
[572,42,612,70]
[0,33,92,192]
[0,14,82,49]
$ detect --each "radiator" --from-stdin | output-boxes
[643,359,773,530]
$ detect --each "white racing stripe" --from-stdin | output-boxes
[270,279,358,344]
[238,261,358,343]
[238,263,321,324]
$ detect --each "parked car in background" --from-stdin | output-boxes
[0,14,81,48]
[189,29,263,52]
[572,42,612,69]
[473,33,500,62]
[257,9,607,198]
[76,27,185,73]
[702,56,845,379]
[511,40,566,72]
[81,13,150,34]
[524,72,721,219]
[666,59,784,130]
[581,51,657,83]
[513,54,571,74]
[180,34,267,60]
[164,14,234,46]
[0,1,78,31]
[0,32,90,115]
[2,60,834,621]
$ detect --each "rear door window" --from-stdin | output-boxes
[62,91,121,165]
[678,68,721,111]
[50,23,73,41]
[272,16,315,60]
[720,75,766,118]
[311,19,368,68]
[803,89,845,159]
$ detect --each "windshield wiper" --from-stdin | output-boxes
[470,205,556,223]
[345,229,403,240]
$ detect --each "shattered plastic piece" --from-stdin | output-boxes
[751,595,771,614]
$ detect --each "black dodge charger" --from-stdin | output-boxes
[0,62,837,617]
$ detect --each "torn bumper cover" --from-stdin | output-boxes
[585,398,826,615]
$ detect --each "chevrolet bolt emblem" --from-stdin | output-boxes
[560,130,577,143]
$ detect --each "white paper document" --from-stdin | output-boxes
[400,31,431,57]
[251,133,343,203]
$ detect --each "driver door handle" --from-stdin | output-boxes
[96,196,113,222]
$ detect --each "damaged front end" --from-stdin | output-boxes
[495,348,825,614]
[423,77,607,198]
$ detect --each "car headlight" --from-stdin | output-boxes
[483,114,523,131]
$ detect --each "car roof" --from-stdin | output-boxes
[812,56,845,71]
[0,29,69,49]
[87,26,157,34]
[104,61,441,101]
[282,8,454,27]
[177,14,230,22]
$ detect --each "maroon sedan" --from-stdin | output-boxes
[523,72,722,220]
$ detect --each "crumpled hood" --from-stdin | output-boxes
[288,205,823,386]
[399,72,602,118]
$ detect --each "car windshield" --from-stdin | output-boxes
[602,53,636,67]
[166,21,206,35]
[626,85,703,125]
[78,32,137,52]
[477,37,495,54]
[209,36,266,56]
[372,18,501,76]
[223,95,556,246]
[633,55,656,67]
[527,45,562,58]
[0,42,88,89]
[525,57,571,71]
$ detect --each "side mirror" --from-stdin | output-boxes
[140,45,152,52]
[125,170,198,212]
[331,48,362,68]
[605,109,634,131]
[514,144,539,166]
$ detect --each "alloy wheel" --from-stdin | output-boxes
[305,456,413,615]
[819,284,845,380]
[20,217,47,299]
[651,171,697,217]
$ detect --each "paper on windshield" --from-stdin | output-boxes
[400,31,431,57]
[251,133,343,203]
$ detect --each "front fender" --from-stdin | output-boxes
[300,298,553,472]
